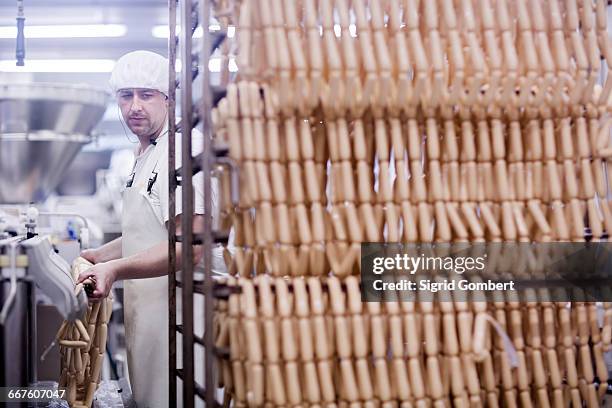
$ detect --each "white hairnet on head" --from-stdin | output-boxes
[109,50,169,96]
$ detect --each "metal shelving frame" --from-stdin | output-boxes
[167,2,178,406]
[168,0,221,406]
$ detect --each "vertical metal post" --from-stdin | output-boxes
[198,0,216,405]
[171,1,226,406]
[15,0,25,66]
[28,280,36,385]
[167,0,178,406]
[179,0,195,406]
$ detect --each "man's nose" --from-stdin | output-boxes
[129,94,144,112]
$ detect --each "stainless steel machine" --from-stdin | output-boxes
[0,82,109,390]
[0,83,109,203]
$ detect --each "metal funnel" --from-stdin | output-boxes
[0,83,109,203]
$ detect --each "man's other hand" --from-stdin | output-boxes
[80,248,99,265]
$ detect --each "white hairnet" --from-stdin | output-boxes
[109,50,169,96]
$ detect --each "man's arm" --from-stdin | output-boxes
[77,215,204,298]
[81,237,123,264]
[106,234,201,279]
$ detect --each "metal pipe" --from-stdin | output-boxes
[199,0,217,405]
[28,272,37,383]
[0,236,24,247]
[16,0,25,66]
[0,239,22,326]
[179,0,195,405]
[167,0,178,406]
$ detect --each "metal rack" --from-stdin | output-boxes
[168,0,233,406]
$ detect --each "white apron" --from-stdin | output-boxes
[121,140,170,408]
[122,134,210,407]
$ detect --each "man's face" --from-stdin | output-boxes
[117,88,168,137]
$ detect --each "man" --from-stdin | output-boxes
[77,50,219,407]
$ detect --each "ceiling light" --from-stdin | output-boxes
[0,24,127,39]
[152,25,203,39]
[0,59,116,73]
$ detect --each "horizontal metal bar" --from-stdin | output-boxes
[213,144,229,157]
[194,385,222,408]
[212,282,241,299]
[176,280,204,295]
[175,234,203,245]
[174,153,202,185]
[191,152,204,175]
[210,85,227,108]
[213,346,230,359]
[211,280,343,296]
[195,384,206,399]
[174,150,233,186]
[212,231,229,244]
[176,279,205,294]
[176,324,205,347]
[193,280,205,294]
[175,232,227,245]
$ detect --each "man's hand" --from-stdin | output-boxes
[77,261,118,300]
[80,248,99,265]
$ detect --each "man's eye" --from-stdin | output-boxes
[142,93,153,99]
[119,93,133,99]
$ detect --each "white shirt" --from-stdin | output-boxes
[128,126,227,274]
[131,128,211,223]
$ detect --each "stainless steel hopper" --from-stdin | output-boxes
[0,83,109,203]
